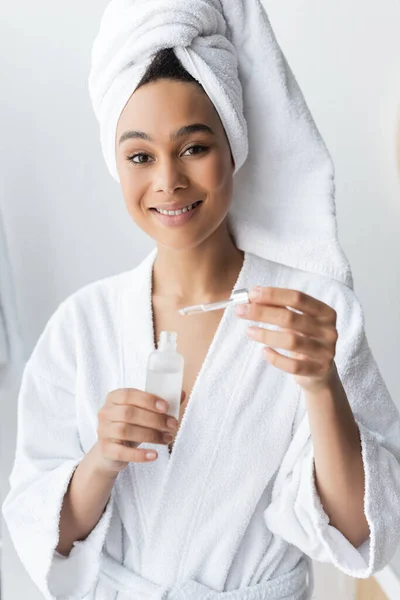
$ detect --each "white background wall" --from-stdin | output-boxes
[1,1,399,598]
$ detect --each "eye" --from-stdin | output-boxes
[127,152,150,165]
[126,144,208,165]
[184,144,208,156]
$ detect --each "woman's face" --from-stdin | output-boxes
[115,79,235,250]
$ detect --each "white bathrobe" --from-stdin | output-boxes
[2,248,400,600]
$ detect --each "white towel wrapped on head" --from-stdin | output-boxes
[88,0,351,286]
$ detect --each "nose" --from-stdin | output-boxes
[153,157,188,195]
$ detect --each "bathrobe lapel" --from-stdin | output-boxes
[119,248,301,584]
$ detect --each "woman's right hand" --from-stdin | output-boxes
[96,388,186,476]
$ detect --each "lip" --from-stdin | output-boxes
[150,201,203,227]
[151,200,201,211]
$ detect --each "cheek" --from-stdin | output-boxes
[119,174,145,217]
[198,153,233,197]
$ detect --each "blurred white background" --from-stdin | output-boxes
[1,0,399,598]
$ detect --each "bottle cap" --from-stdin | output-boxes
[158,331,177,351]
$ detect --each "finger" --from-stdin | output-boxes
[247,328,333,362]
[104,440,160,463]
[101,404,178,433]
[249,287,337,323]
[263,347,325,376]
[277,324,338,347]
[110,388,170,413]
[240,304,324,339]
[107,421,174,446]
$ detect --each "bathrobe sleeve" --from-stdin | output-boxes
[1,299,116,600]
[263,280,400,578]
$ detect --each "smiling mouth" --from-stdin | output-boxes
[150,200,203,216]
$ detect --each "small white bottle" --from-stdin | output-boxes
[145,331,184,421]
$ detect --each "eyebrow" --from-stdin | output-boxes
[118,123,215,146]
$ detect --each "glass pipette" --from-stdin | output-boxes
[178,289,250,316]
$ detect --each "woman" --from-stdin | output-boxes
[3,2,400,600]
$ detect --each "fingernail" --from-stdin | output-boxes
[156,400,167,411]
[163,433,173,442]
[146,452,157,460]
[235,304,248,316]
[246,327,257,338]
[167,417,178,430]
[249,286,261,300]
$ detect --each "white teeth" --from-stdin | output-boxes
[156,201,200,216]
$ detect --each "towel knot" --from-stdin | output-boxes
[89,0,237,112]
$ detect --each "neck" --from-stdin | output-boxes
[152,225,244,305]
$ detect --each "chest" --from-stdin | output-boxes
[152,298,224,454]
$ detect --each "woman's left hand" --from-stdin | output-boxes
[235,286,339,393]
